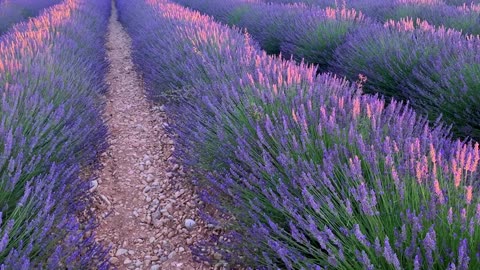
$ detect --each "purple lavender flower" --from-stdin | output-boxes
[458,239,470,270]
[356,249,374,270]
[423,226,437,267]
[383,237,402,270]
[353,224,371,247]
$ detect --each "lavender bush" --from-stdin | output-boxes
[441,0,480,5]
[333,18,480,140]
[0,0,110,267]
[331,19,452,100]
[174,0,367,69]
[0,0,61,35]
[263,0,480,35]
[118,0,480,268]
[233,3,304,54]
[373,2,480,35]
[176,0,306,54]
[279,6,366,69]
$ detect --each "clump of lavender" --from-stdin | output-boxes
[0,0,62,35]
[334,18,480,140]
[261,0,480,35]
[232,3,306,55]
[375,1,480,35]
[0,0,110,267]
[331,20,436,101]
[118,0,480,268]
[279,5,366,70]
[445,0,480,4]
[173,0,366,69]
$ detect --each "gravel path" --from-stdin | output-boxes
[93,3,209,269]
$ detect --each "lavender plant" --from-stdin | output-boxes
[331,20,438,101]
[0,0,110,267]
[0,0,61,35]
[333,18,480,140]
[263,0,480,35]
[444,0,480,5]
[118,0,480,268]
[173,0,367,70]
[403,29,480,140]
[375,2,480,35]
[177,0,306,54]
[280,6,366,69]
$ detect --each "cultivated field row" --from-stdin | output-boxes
[0,0,479,269]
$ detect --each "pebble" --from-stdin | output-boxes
[89,180,99,192]
[174,190,184,198]
[184,218,196,229]
[109,257,119,264]
[124,258,132,265]
[116,248,128,256]
[151,265,160,270]
[172,164,180,171]
[168,251,177,259]
[213,252,222,260]
[100,194,111,205]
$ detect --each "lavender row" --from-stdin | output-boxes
[446,0,480,4]
[262,0,480,35]
[118,0,480,268]
[174,0,480,141]
[0,0,62,36]
[0,0,110,267]
[368,1,480,35]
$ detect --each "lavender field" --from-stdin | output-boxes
[0,0,480,269]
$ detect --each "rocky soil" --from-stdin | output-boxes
[92,3,213,269]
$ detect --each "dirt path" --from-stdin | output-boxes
[93,3,209,269]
